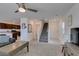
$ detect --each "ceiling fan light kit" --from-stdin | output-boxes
[18,7,26,12]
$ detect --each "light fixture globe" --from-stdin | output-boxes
[18,7,26,12]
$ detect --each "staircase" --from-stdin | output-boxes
[39,23,48,42]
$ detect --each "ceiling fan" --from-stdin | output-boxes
[15,3,38,13]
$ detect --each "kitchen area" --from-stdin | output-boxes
[0,22,20,47]
[0,22,29,56]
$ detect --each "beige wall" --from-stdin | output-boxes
[28,19,44,42]
[48,17,65,44]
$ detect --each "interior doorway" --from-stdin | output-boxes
[39,23,48,42]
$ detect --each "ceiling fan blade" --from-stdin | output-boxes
[22,3,26,9]
[14,3,20,13]
[16,3,20,7]
[15,10,19,13]
[27,8,38,12]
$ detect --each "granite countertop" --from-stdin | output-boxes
[0,40,28,56]
[0,32,17,33]
[0,31,20,33]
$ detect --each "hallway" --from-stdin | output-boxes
[15,41,63,56]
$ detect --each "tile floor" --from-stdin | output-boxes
[15,41,63,56]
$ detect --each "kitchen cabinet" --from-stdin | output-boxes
[0,23,20,29]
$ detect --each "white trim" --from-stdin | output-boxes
[37,22,44,43]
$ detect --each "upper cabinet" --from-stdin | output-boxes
[0,23,20,29]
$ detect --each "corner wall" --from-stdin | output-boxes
[20,18,44,42]
[65,4,79,42]
[20,18,29,41]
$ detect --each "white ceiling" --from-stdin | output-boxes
[0,3,75,20]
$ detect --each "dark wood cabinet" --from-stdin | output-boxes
[0,23,20,29]
[13,32,18,40]
[0,23,5,29]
